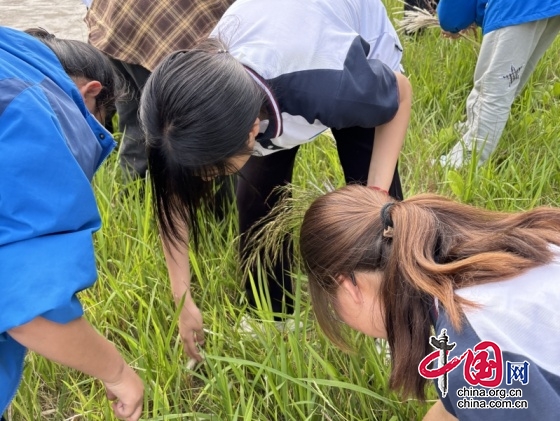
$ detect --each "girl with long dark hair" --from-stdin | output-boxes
[140,0,412,360]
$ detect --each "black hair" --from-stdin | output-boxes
[24,28,119,119]
[140,37,264,247]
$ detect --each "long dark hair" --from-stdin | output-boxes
[25,28,119,118]
[140,37,264,247]
[299,185,560,399]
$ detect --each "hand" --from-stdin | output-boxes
[178,296,205,361]
[441,30,461,39]
[441,24,478,40]
[464,23,479,40]
[104,363,144,421]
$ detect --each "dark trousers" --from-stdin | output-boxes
[110,59,152,180]
[237,127,402,315]
[404,0,439,11]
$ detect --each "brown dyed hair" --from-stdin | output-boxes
[299,185,560,399]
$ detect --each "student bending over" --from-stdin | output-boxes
[140,0,412,360]
[299,185,560,420]
[0,27,143,421]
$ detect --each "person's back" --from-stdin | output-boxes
[213,0,404,154]
[434,250,560,419]
[0,28,113,179]
[215,0,402,71]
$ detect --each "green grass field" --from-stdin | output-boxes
[8,1,560,419]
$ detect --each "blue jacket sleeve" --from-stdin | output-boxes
[0,82,101,333]
[437,0,485,33]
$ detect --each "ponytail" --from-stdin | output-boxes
[300,185,560,399]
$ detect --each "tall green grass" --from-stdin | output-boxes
[8,1,560,419]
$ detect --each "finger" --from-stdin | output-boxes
[194,328,205,346]
[106,389,117,401]
[112,401,126,419]
[184,336,203,362]
[127,404,143,421]
[113,400,135,420]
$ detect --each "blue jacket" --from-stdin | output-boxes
[0,27,115,413]
[438,0,560,35]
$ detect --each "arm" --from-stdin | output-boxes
[0,75,140,419]
[8,317,143,421]
[437,0,478,33]
[161,223,205,361]
[423,400,458,421]
[367,72,412,190]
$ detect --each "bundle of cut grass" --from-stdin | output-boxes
[394,3,480,45]
[395,6,440,34]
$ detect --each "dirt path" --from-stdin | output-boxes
[0,0,88,41]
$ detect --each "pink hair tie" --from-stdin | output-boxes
[367,185,389,195]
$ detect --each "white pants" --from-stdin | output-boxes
[443,15,560,167]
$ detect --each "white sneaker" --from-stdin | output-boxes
[274,318,304,333]
[238,315,303,337]
[238,314,265,336]
[373,339,391,366]
[439,142,472,169]
[454,121,468,137]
